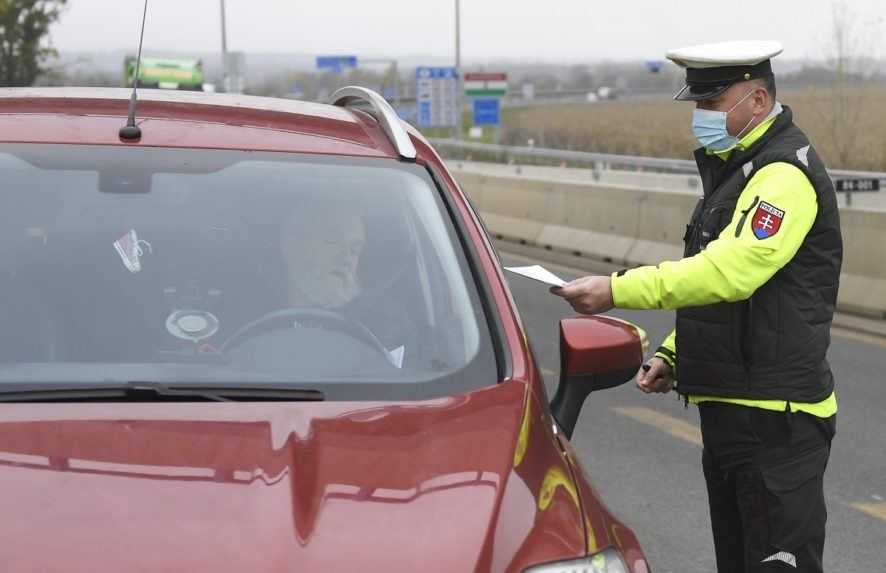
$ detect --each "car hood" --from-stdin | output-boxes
[0,381,593,572]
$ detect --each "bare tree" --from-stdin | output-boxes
[811,2,884,193]
[828,2,863,166]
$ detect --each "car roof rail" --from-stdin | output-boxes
[331,86,417,161]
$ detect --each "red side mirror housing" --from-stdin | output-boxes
[551,315,647,439]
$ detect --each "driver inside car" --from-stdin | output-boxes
[276,202,413,367]
[279,203,366,309]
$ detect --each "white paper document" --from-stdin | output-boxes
[387,345,405,369]
[504,265,567,287]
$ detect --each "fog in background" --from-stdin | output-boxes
[52,0,885,63]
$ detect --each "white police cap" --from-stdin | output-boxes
[666,41,783,101]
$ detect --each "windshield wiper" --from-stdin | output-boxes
[0,382,325,403]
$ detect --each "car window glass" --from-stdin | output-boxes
[0,144,497,399]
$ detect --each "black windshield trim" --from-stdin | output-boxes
[0,382,326,403]
[423,163,511,382]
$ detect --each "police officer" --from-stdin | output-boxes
[551,41,841,573]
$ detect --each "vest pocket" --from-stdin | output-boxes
[746,281,780,366]
[683,198,706,257]
[761,446,829,553]
[698,205,732,250]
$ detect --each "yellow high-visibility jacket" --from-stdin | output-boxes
[610,108,837,417]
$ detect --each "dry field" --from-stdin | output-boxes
[503,86,886,172]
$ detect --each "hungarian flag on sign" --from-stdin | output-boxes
[751,201,785,240]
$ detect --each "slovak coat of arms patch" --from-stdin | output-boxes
[751,201,785,240]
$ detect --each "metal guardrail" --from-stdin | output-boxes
[430,138,698,174]
[429,138,886,183]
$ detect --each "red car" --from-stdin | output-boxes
[0,86,651,573]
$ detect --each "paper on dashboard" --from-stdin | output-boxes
[504,265,567,287]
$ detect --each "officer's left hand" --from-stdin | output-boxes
[636,357,675,394]
[550,275,614,315]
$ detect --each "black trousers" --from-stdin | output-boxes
[699,402,835,573]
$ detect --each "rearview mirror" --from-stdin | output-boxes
[550,315,647,439]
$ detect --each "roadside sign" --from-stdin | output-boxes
[415,66,459,128]
[835,178,880,192]
[521,82,535,101]
[473,98,500,126]
[464,72,508,97]
[316,55,358,74]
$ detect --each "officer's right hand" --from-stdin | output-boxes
[636,357,675,394]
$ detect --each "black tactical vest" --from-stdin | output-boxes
[675,106,842,403]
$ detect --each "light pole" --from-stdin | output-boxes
[455,0,463,140]
[220,0,229,92]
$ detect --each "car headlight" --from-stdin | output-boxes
[523,548,630,573]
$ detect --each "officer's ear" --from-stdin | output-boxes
[751,81,771,113]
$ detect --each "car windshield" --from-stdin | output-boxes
[0,144,498,400]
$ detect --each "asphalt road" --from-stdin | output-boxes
[500,250,886,573]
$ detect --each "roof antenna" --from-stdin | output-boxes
[119,0,149,141]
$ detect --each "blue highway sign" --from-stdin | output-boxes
[415,67,459,128]
[316,55,358,74]
[472,98,500,126]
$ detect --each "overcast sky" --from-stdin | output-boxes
[50,0,886,63]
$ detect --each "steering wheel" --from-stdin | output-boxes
[220,307,391,359]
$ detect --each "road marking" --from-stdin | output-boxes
[614,403,886,526]
[851,502,886,523]
[611,406,703,447]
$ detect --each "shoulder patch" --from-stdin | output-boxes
[796,145,810,167]
[752,201,785,240]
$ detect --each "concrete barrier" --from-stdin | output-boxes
[453,168,886,319]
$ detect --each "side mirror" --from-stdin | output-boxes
[550,315,648,439]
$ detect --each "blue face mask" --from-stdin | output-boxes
[691,89,757,152]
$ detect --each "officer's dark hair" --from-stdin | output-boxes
[756,75,777,99]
